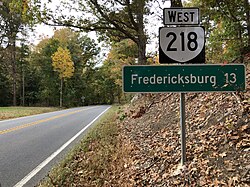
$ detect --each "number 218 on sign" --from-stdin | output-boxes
[166,31,198,51]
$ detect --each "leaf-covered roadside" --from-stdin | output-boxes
[116,66,250,186]
[37,106,128,186]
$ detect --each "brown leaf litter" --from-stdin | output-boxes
[114,66,250,186]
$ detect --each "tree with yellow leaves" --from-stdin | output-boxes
[51,47,74,107]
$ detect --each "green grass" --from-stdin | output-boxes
[0,107,61,120]
[37,105,122,187]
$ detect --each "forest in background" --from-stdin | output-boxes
[0,0,249,107]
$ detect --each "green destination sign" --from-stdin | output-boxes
[123,64,246,93]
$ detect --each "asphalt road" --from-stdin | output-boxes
[0,105,111,187]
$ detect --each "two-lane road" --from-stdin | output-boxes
[0,105,111,187]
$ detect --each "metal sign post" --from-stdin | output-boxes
[180,92,186,165]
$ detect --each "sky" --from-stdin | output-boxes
[28,0,171,66]
[30,1,171,53]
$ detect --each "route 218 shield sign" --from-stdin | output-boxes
[159,26,205,64]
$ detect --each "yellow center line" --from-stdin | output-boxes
[0,107,97,135]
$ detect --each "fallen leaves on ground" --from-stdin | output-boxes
[113,66,250,186]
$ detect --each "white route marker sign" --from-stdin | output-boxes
[159,26,205,63]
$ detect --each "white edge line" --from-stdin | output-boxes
[14,106,111,187]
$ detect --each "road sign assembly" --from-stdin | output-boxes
[123,7,246,166]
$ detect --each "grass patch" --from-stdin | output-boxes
[37,105,125,186]
[0,107,61,121]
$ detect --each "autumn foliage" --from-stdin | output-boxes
[51,47,74,79]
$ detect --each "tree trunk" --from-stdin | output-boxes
[10,36,17,106]
[244,0,250,48]
[137,0,147,65]
[22,67,25,106]
[137,38,147,65]
[12,58,17,106]
[239,26,244,63]
[171,0,183,7]
[60,78,63,107]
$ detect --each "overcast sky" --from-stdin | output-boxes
[30,1,171,51]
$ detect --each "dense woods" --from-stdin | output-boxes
[0,0,249,107]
